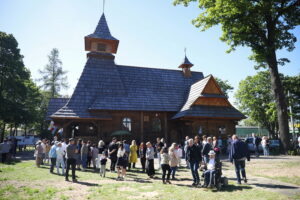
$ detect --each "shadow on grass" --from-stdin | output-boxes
[173,183,252,192]
[0,159,21,165]
[251,183,299,189]
[73,181,100,187]
[215,184,252,192]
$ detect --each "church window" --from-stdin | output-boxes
[152,115,161,132]
[219,126,226,134]
[122,118,131,131]
[97,43,107,52]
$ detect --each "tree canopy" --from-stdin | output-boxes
[0,32,43,141]
[235,72,300,138]
[235,71,278,137]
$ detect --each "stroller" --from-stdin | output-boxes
[200,160,228,190]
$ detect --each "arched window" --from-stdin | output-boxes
[219,126,226,134]
[152,116,161,132]
[122,118,131,131]
[87,123,97,135]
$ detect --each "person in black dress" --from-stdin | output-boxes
[108,137,118,172]
[139,142,147,172]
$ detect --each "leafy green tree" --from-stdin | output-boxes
[235,71,278,138]
[241,118,259,127]
[38,48,69,98]
[282,74,300,134]
[0,32,28,141]
[215,77,234,97]
[173,0,300,152]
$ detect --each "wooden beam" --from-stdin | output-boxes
[140,111,144,142]
[164,112,168,143]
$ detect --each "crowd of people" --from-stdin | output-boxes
[1,133,300,188]
[29,134,251,187]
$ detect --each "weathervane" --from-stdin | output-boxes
[102,0,105,13]
[184,47,187,57]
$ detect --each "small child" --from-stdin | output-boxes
[176,145,183,167]
[160,147,171,184]
[99,152,107,177]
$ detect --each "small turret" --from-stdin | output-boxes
[84,13,119,57]
[178,55,193,77]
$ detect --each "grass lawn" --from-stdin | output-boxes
[242,156,300,186]
[0,155,299,200]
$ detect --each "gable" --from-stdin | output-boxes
[202,77,224,95]
[194,97,231,107]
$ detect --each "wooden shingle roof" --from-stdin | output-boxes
[50,56,204,119]
[172,75,245,119]
[46,98,69,120]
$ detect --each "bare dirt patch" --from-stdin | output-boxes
[127,191,159,199]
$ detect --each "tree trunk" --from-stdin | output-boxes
[0,123,5,143]
[14,123,17,136]
[267,52,290,153]
[10,124,13,136]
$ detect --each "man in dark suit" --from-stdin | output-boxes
[229,135,250,184]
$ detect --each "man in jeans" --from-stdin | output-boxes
[229,135,250,184]
[186,138,202,186]
[49,141,57,173]
[66,138,78,182]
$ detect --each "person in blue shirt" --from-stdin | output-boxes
[49,141,58,173]
[229,135,250,184]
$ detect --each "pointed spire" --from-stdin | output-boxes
[180,55,194,67]
[178,51,194,68]
[87,13,118,41]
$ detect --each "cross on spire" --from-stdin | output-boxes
[102,0,105,14]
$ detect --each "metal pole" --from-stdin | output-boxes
[288,91,295,140]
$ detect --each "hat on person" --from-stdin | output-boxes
[208,150,216,156]
[69,138,75,142]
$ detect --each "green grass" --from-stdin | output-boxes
[243,158,300,186]
[0,159,297,200]
[268,176,300,186]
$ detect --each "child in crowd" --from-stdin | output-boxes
[176,145,183,167]
[161,147,171,184]
[99,151,107,177]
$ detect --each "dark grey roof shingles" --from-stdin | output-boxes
[172,105,246,119]
[86,14,118,41]
[51,57,204,118]
[46,98,69,120]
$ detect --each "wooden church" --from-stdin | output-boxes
[46,13,245,144]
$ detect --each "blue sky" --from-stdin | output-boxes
[1,0,299,104]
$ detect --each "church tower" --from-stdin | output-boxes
[178,54,194,77]
[84,13,119,58]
